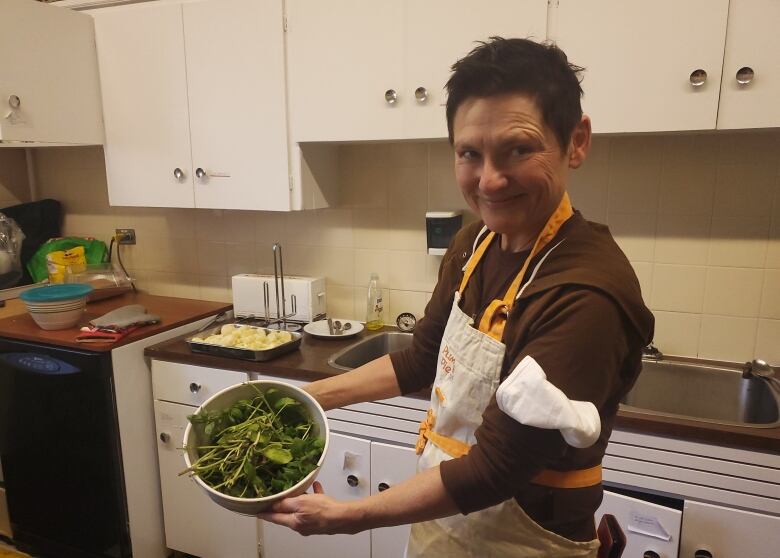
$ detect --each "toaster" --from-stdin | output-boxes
[231,274,326,323]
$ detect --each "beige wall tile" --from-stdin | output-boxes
[703,267,763,317]
[284,245,354,286]
[608,213,656,262]
[326,284,356,320]
[652,311,701,358]
[386,205,427,252]
[655,214,710,265]
[607,136,663,214]
[717,131,780,165]
[713,163,776,219]
[354,249,389,287]
[708,216,769,268]
[195,209,227,242]
[585,136,611,166]
[760,269,780,319]
[283,209,320,246]
[338,144,389,209]
[199,275,231,303]
[658,134,717,217]
[0,149,29,205]
[568,162,609,223]
[387,156,428,210]
[650,264,706,313]
[630,261,653,304]
[352,208,389,250]
[428,141,468,212]
[699,315,757,362]
[755,319,780,367]
[225,243,258,277]
[111,207,196,240]
[315,208,354,247]
[137,270,200,299]
[196,241,228,277]
[61,213,117,242]
[386,250,436,292]
[254,211,287,244]
[222,210,258,243]
[388,289,429,322]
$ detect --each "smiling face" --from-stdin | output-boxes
[453,93,590,252]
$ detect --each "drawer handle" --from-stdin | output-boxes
[159,432,170,443]
[643,552,660,558]
[694,551,713,558]
[377,482,390,492]
[189,382,202,393]
[689,69,707,87]
[346,474,359,487]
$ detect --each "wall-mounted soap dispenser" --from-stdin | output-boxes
[426,211,462,256]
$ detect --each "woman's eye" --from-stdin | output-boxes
[512,146,532,157]
[459,150,479,161]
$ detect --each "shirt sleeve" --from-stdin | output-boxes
[440,287,631,514]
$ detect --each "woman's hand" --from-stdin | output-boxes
[257,482,364,536]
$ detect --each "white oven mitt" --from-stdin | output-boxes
[496,355,601,448]
[90,304,160,330]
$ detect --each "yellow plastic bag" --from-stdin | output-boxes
[46,246,87,283]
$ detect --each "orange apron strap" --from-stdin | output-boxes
[530,464,602,489]
[478,193,574,340]
[458,231,495,295]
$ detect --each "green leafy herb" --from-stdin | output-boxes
[180,385,324,498]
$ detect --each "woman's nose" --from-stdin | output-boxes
[478,158,508,192]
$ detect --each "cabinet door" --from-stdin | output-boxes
[597,490,682,558]
[403,0,548,139]
[0,0,103,144]
[93,3,195,208]
[285,0,405,142]
[370,442,418,558]
[154,400,258,558]
[680,500,780,558]
[262,432,371,558]
[554,0,729,133]
[184,0,291,211]
[716,0,780,129]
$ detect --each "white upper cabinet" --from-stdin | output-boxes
[93,0,292,210]
[554,0,730,134]
[716,0,780,130]
[285,0,548,142]
[0,0,103,146]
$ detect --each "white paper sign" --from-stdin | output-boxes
[627,509,672,541]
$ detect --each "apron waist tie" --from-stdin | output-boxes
[416,414,602,489]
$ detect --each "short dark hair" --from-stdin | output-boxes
[445,37,584,149]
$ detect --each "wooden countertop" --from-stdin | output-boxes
[0,292,232,351]
[145,328,780,454]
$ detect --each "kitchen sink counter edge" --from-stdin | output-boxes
[145,328,780,454]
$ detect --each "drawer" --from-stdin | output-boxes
[152,360,248,406]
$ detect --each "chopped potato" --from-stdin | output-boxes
[195,325,292,351]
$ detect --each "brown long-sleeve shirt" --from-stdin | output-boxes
[390,212,654,541]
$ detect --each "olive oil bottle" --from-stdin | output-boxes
[365,273,384,330]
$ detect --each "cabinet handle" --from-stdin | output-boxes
[377,482,390,492]
[414,87,428,103]
[195,167,207,179]
[173,167,185,181]
[689,69,707,87]
[189,382,202,393]
[694,551,713,558]
[346,474,359,487]
[159,432,170,443]
[643,552,660,558]
[736,66,754,85]
[384,89,398,105]
[8,95,20,109]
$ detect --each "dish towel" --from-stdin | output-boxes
[496,355,601,448]
[76,325,141,344]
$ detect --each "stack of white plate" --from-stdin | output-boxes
[19,284,94,331]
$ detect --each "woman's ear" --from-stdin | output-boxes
[568,115,592,169]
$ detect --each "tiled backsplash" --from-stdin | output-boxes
[7,130,780,365]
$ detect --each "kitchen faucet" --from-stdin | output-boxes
[642,342,663,361]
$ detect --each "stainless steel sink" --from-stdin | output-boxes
[622,359,780,428]
[328,332,413,371]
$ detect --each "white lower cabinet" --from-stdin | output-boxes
[154,400,259,558]
[261,434,418,558]
[680,500,780,558]
[597,489,682,558]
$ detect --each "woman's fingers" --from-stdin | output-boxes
[313,481,324,494]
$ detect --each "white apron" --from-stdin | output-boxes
[406,193,600,558]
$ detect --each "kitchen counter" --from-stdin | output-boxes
[0,292,232,351]
[145,327,780,454]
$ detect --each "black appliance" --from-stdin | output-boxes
[0,338,130,558]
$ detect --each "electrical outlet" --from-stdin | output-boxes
[116,228,136,245]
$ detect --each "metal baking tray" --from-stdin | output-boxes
[186,323,302,362]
